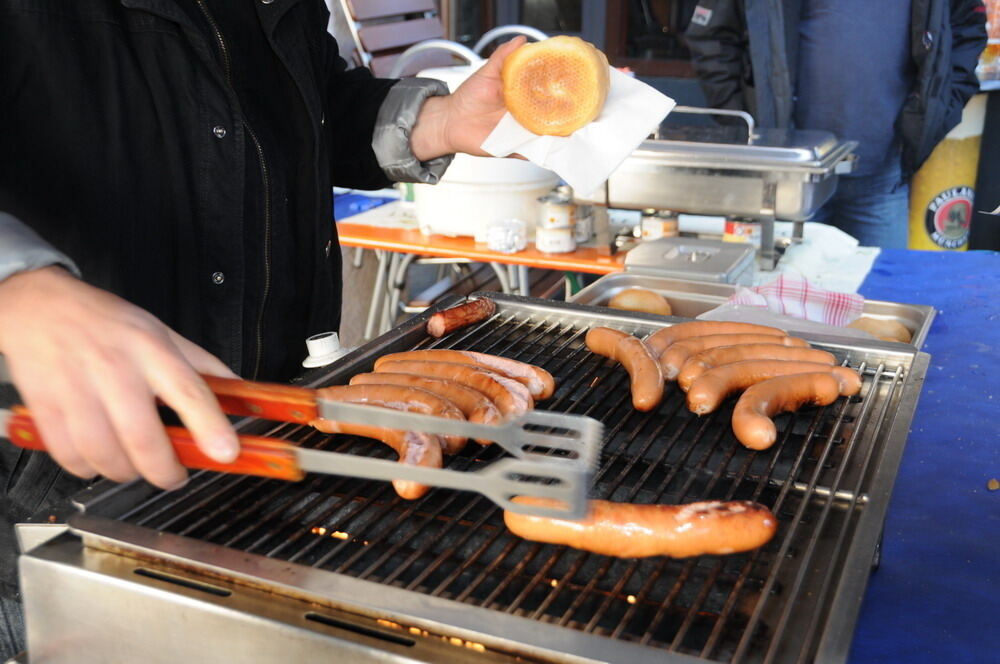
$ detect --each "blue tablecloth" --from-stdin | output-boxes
[851,249,1000,663]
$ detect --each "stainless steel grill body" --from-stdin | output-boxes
[22,294,929,664]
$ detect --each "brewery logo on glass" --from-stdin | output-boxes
[924,186,973,249]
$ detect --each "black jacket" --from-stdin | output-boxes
[685,0,987,177]
[0,0,445,380]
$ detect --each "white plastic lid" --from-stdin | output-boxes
[302,332,348,368]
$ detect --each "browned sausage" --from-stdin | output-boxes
[645,321,786,357]
[426,298,496,338]
[373,360,532,416]
[316,384,467,453]
[677,344,836,391]
[374,349,554,400]
[309,421,443,500]
[349,372,502,444]
[731,373,844,450]
[504,497,777,558]
[686,361,862,415]
[659,334,811,380]
[585,327,664,411]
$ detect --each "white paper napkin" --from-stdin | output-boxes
[481,68,676,196]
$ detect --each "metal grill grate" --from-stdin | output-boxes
[114,305,908,663]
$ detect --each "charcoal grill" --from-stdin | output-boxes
[18,293,929,663]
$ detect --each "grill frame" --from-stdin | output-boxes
[67,293,930,664]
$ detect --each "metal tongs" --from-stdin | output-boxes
[0,357,601,519]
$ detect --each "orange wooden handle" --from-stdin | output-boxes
[5,408,304,481]
[201,376,319,424]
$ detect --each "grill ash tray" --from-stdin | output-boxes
[68,293,929,664]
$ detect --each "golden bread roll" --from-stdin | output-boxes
[607,288,673,316]
[501,36,610,136]
[847,316,912,343]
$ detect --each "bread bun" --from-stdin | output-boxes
[847,316,912,343]
[608,288,673,316]
[501,36,610,136]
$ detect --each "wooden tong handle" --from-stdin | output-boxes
[201,376,319,424]
[5,407,304,481]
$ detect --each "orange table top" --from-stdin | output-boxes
[336,222,627,275]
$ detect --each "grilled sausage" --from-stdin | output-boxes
[309,421,443,500]
[316,384,467,453]
[659,334,811,380]
[426,298,496,338]
[731,373,845,450]
[645,321,786,357]
[676,344,836,391]
[374,350,554,400]
[585,327,664,411]
[349,372,502,444]
[373,360,532,416]
[686,361,862,415]
[504,497,778,558]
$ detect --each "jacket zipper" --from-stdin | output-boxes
[195,0,273,380]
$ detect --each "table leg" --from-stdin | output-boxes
[363,250,389,341]
[379,253,402,335]
[488,262,512,293]
[386,253,418,334]
[517,265,530,296]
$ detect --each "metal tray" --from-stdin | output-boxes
[570,273,935,350]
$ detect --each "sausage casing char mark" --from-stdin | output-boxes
[426,298,496,338]
[686,360,862,415]
[374,349,554,400]
[373,360,533,416]
[309,420,443,500]
[585,327,664,411]
[659,333,811,380]
[677,344,837,391]
[732,373,846,450]
[349,372,503,444]
[504,497,778,558]
[645,321,786,358]
[315,384,468,453]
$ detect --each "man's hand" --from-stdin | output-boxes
[410,37,526,161]
[0,267,240,489]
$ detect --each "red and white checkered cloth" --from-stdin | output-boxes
[727,275,864,326]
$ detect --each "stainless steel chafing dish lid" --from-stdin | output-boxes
[635,126,857,175]
[623,237,756,284]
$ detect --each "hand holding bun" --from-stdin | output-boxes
[501,36,610,136]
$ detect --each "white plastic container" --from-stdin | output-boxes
[412,65,559,238]
[535,227,577,253]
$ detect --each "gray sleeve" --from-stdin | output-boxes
[371,78,455,184]
[0,212,81,282]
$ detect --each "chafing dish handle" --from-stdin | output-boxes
[4,406,306,481]
[668,105,756,140]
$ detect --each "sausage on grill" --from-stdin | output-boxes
[426,298,496,338]
[504,497,778,558]
[659,334,811,380]
[686,361,862,415]
[677,344,836,391]
[349,372,502,444]
[645,321,786,357]
[585,327,663,411]
[373,360,533,416]
[731,373,845,450]
[315,384,467,453]
[374,350,554,400]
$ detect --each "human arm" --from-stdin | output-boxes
[0,214,241,489]
[683,0,751,113]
